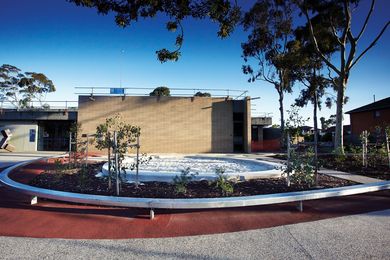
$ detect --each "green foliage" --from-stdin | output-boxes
[241,0,295,133]
[95,114,140,187]
[69,122,84,165]
[194,91,211,97]
[285,104,309,138]
[53,159,68,183]
[173,168,198,195]
[333,147,346,165]
[0,64,55,108]
[300,0,387,154]
[77,165,90,192]
[149,86,171,96]
[283,148,315,187]
[320,115,336,130]
[214,167,234,196]
[348,145,362,163]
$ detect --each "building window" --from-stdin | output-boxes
[374,110,381,118]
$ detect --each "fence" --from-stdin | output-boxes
[75,87,249,99]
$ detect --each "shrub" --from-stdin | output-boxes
[214,167,234,196]
[173,168,198,195]
[333,147,346,167]
[283,148,315,187]
[149,86,170,96]
[53,158,67,183]
[77,165,90,192]
[194,91,211,97]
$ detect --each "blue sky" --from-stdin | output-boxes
[1,0,389,126]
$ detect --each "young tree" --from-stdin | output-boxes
[299,0,389,154]
[0,64,55,108]
[67,0,241,62]
[295,69,330,186]
[241,0,297,140]
[95,114,140,192]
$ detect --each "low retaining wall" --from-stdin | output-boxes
[1,157,390,219]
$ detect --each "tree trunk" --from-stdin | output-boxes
[278,88,285,148]
[313,87,319,187]
[107,131,112,190]
[334,78,346,154]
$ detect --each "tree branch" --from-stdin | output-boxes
[345,29,356,69]
[330,20,343,46]
[302,3,341,75]
[355,0,375,42]
[350,20,389,69]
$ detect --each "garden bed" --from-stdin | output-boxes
[28,162,356,199]
[270,154,390,181]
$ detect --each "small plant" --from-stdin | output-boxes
[349,145,362,163]
[214,167,234,196]
[283,148,316,187]
[333,147,346,168]
[173,168,198,195]
[53,158,66,183]
[54,159,64,174]
[77,165,90,192]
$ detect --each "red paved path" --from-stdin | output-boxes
[0,160,389,239]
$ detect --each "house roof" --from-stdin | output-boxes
[325,125,351,134]
[346,97,390,114]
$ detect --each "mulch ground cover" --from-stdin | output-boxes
[271,154,390,181]
[28,162,356,198]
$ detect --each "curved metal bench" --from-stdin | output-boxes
[1,158,390,219]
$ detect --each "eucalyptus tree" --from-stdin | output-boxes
[67,0,241,62]
[292,19,338,184]
[241,0,297,138]
[0,64,55,108]
[297,0,389,154]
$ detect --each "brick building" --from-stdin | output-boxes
[346,97,390,137]
[78,95,251,153]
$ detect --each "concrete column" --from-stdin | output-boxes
[243,97,251,153]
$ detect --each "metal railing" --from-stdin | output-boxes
[75,86,248,99]
[0,100,78,110]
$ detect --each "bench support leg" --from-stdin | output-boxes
[31,196,38,205]
[297,201,303,212]
[150,208,155,220]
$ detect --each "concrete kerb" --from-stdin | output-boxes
[1,156,390,220]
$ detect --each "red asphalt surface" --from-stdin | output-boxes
[0,159,389,239]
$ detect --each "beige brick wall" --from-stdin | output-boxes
[78,96,236,153]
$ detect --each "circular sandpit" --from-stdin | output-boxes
[99,155,282,183]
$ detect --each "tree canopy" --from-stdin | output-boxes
[241,0,297,136]
[68,0,241,62]
[0,64,56,108]
[297,0,389,153]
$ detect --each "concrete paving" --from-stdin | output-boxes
[0,151,64,168]
[1,152,389,259]
[0,209,389,259]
